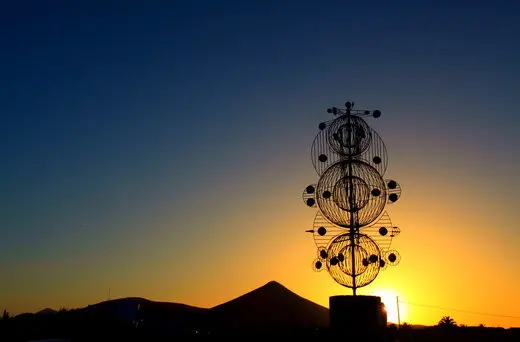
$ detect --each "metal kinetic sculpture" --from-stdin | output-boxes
[302,101,402,295]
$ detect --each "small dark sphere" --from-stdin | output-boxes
[317,226,327,236]
[362,258,369,266]
[332,107,338,114]
[315,260,322,269]
[388,253,397,262]
[379,260,386,267]
[379,227,388,236]
[320,249,328,259]
[364,110,370,114]
[318,154,328,162]
[373,156,382,164]
[306,185,315,194]
[330,257,339,266]
[337,253,345,262]
[371,188,381,197]
[373,110,381,118]
[389,193,399,202]
[327,108,332,113]
[306,198,315,207]
[369,254,378,263]
[319,122,326,130]
[323,190,331,199]
[387,180,397,189]
[345,101,351,108]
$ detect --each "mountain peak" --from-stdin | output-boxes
[262,280,286,289]
[210,280,329,329]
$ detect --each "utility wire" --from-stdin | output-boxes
[399,300,520,320]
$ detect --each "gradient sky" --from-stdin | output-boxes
[1,0,520,328]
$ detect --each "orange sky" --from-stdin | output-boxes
[2,2,520,330]
[3,141,520,328]
[3,132,520,328]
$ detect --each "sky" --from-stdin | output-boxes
[1,0,520,328]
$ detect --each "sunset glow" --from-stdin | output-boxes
[370,289,406,324]
[1,1,520,331]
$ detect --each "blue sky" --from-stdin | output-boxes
[1,0,520,325]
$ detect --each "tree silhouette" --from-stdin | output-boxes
[437,316,457,328]
[400,322,411,330]
[2,309,9,320]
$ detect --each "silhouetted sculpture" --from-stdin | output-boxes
[302,101,402,341]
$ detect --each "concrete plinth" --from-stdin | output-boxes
[329,295,388,339]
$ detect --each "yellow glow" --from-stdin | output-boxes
[3,149,520,330]
[370,289,407,324]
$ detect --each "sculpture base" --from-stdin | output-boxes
[329,295,388,339]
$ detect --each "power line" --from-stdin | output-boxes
[399,300,520,320]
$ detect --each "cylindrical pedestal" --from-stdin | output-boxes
[329,295,388,339]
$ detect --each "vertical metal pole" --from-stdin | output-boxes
[346,108,356,296]
[397,296,401,328]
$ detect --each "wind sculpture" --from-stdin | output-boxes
[302,101,402,295]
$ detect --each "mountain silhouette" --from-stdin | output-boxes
[15,281,328,337]
[209,281,329,330]
[82,281,329,331]
[86,296,206,327]
[36,308,58,315]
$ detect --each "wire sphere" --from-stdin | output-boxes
[384,250,401,266]
[312,258,324,272]
[327,115,372,157]
[311,121,389,176]
[326,233,381,288]
[316,160,387,227]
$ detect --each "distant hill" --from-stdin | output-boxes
[210,281,329,329]
[77,281,329,330]
[36,308,58,315]
[85,296,207,329]
[18,281,329,334]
